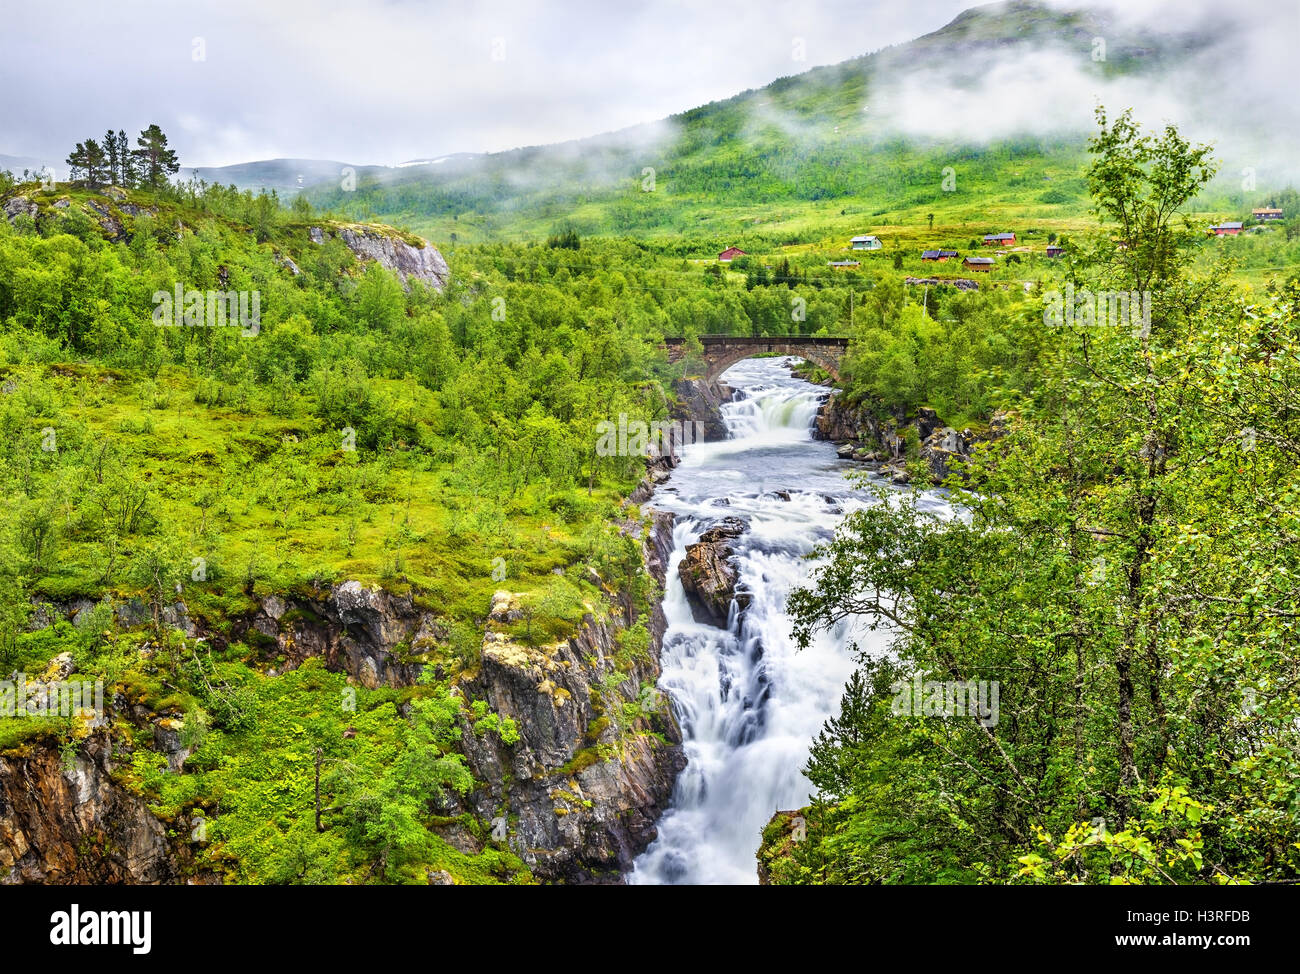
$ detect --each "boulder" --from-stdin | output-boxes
[677,518,749,627]
[920,425,970,483]
[916,406,942,440]
[3,196,37,222]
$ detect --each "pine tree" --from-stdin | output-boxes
[116,130,134,187]
[83,138,108,188]
[131,124,180,190]
[103,130,120,186]
[65,142,87,183]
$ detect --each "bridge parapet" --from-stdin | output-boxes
[662,336,848,382]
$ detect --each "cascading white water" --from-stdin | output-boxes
[629,356,927,885]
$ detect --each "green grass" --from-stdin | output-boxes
[4,360,632,640]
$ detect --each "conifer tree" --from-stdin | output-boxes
[103,129,120,185]
[65,142,87,183]
[116,130,135,187]
[132,124,180,189]
[82,138,108,188]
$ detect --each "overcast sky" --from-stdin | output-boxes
[1,0,1290,169]
[0,0,1002,167]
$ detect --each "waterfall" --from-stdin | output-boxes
[628,356,901,885]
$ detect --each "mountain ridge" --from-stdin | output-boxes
[57,1,1218,202]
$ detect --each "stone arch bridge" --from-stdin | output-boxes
[663,335,848,383]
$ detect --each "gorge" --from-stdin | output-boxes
[631,356,952,883]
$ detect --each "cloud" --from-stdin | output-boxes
[871,2,1299,180]
[727,1,1300,185]
[0,0,1293,184]
[0,0,973,167]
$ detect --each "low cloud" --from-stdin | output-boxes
[0,0,972,168]
[1,0,1294,188]
[736,1,1300,185]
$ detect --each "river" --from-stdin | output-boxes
[628,355,948,884]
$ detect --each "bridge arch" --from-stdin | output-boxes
[663,336,848,383]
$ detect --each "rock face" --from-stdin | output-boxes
[454,614,684,883]
[671,377,732,443]
[628,380,731,504]
[85,200,127,241]
[2,196,38,222]
[2,192,141,241]
[27,596,193,636]
[238,581,437,688]
[677,518,749,627]
[815,393,881,444]
[642,509,677,589]
[816,394,907,483]
[816,393,1009,485]
[920,425,971,483]
[450,512,684,883]
[311,225,449,292]
[0,735,187,884]
[14,523,680,885]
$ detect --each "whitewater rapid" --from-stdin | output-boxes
[628,356,946,885]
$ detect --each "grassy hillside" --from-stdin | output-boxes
[299,0,1230,249]
[0,179,694,883]
[2,1,1298,886]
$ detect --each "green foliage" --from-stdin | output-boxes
[545,227,581,250]
[471,698,520,745]
[4,90,1296,887]
[840,286,1042,424]
[777,113,1300,886]
[0,177,687,885]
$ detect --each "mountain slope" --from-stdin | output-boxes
[298,0,1235,246]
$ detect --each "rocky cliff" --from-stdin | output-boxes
[628,378,732,505]
[237,582,434,688]
[10,510,681,885]
[451,583,683,881]
[310,224,449,292]
[671,377,732,443]
[0,733,202,884]
[815,393,1008,486]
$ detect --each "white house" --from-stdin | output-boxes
[850,235,882,251]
